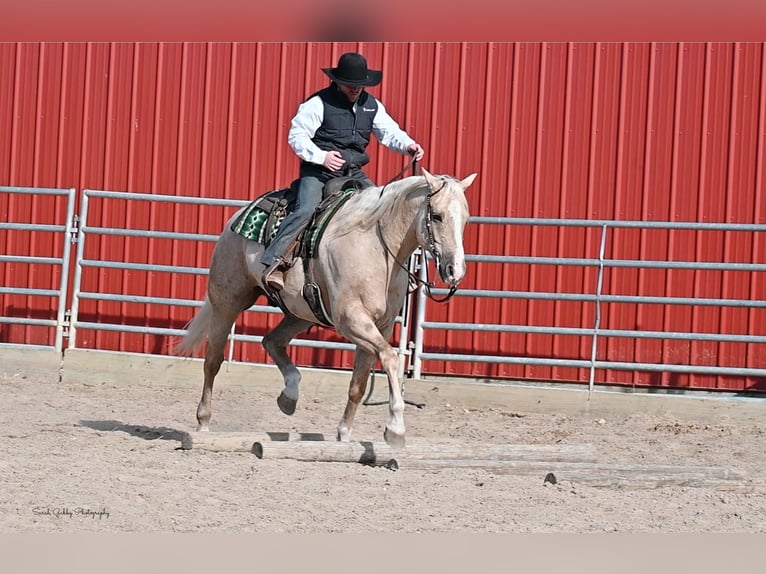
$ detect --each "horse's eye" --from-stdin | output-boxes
[432,213,443,223]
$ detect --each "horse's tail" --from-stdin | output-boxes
[173,297,213,357]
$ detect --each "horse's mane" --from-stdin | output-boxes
[327,175,431,237]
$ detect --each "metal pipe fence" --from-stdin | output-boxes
[68,190,414,375]
[2,186,764,392]
[412,217,766,391]
[0,186,77,352]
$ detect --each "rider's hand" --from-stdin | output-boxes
[407,143,425,161]
[323,150,346,172]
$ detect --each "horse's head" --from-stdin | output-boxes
[418,169,477,287]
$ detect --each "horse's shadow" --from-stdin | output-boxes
[78,420,326,450]
[79,420,190,447]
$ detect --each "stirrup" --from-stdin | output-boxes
[262,260,285,291]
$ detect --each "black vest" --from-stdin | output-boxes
[300,85,378,179]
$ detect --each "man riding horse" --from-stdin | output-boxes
[260,52,425,291]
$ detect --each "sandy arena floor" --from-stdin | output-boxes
[1,348,764,533]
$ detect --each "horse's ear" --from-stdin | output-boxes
[459,173,478,191]
[422,168,440,190]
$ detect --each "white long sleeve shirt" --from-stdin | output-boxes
[288,93,416,166]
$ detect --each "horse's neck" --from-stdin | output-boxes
[378,192,422,262]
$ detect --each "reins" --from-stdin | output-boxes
[384,153,418,186]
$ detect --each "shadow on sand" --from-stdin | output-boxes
[78,420,326,450]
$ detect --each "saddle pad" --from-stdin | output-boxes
[231,187,292,244]
[231,201,272,243]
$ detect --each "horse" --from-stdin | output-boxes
[175,168,476,447]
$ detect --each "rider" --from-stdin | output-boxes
[261,52,425,291]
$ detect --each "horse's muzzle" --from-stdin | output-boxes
[439,260,466,287]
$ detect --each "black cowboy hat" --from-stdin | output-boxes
[322,53,383,87]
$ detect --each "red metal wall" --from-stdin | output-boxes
[1,42,764,391]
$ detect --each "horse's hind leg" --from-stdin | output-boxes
[196,304,242,431]
[337,349,376,442]
[262,314,313,415]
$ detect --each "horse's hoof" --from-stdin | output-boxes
[277,392,297,415]
[196,424,210,432]
[383,427,406,449]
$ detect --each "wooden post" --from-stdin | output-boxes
[398,459,753,489]
[251,441,598,464]
[180,431,326,452]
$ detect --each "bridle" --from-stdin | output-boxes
[363,160,459,410]
[376,167,459,304]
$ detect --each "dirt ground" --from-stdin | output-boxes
[1,349,765,533]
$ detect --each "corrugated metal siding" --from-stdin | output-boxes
[0,44,70,347]
[1,42,764,391]
[721,43,765,390]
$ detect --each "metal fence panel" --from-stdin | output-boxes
[0,186,76,352]
[68,189,415,377]
[412,217,766,393]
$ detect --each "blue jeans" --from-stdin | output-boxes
[260,170,374,267]
[260,176,323,267]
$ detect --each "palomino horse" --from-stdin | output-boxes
[175,168,476,447]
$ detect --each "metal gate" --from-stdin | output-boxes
[67,189,415,379]
[0,186,77,352]
[411,217,766,392]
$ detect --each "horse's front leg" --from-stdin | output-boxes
[262,315,313,415]
[379,344,406,448]
[337,349,376,442]
[337,313,406,448]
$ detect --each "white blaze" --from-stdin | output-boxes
[448,201,467,282]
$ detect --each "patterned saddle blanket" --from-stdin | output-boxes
[230,186,293,245]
